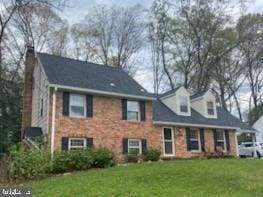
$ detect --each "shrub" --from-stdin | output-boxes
[92,147,115,168]
[8,148,51,180]
[143,148,161,161]
[126,150,139,163]
[52,149,93,173]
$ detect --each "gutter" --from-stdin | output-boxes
[49,84,155,100]
[153,121,240,130]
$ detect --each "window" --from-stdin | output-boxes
[207,101,215,115]
[70,94,86,117]
[127,101,140,121]
[163,128,174,156]
[190,129,200,151]
[40,98,43,117]
[179,96,189,113]
[216,130,226,151]
[128,139,142,154]
[69,138,86,150]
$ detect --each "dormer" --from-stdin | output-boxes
[161,86,191,116]
[190,90,217,119]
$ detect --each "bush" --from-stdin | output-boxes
[52,149,93,173]
[92,147,115,168]
[143,148,161,161]
[126,150,139,163]
[8,148,51,180]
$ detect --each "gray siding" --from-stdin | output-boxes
[31,58,50,133]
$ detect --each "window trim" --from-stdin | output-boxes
[216,130,227,152]
[179,96,189,113]
[128,139,142,154]
[69,93,86,118]
[68,138,86,150]
[189,128,201,152]
[206,101,215,116]
[127,100,141,121]
[162,127,175,157]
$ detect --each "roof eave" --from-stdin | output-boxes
[49,84,155,100]
[153,121,239,130]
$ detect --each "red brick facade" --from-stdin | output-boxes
[49,90,237,161]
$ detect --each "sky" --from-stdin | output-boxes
[58,0,263,116]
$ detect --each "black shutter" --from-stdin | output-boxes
[213,129,217,151]
[63,92,69,116]
[86,95,93,117]
[121,99,127,120]
[86,138,93,148]
[199,128,205,151]
[61,137,68,151]
[141,139,147,153]
[122,138,128,154]
[140,101,146,121]
[225,130,230,151]
[186,127,191,151]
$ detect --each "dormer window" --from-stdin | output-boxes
[179,96,189,113]
[207,101,215,115]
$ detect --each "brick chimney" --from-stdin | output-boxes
[21,46,35,138]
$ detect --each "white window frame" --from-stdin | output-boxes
[179,96,189,113]
[206,101,215,116]
[189,129,201,152]
[69,93,86,118]
[162,127,175,157]
[127,100,140,121]
[68,138,86,150]
[216,130,226,152]
[128,139,142,154]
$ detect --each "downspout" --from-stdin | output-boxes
[51,86,57,156]
[235,132,239,157]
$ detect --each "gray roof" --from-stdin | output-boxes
[190,90,208,100]
[153,100,254,131]
[37,53,152,98]
[159,87,181,98]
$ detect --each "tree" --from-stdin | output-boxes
[79,5,144,74]
[237,14,263,108]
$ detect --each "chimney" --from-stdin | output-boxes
[21,46,35,138]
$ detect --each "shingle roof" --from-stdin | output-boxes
[153,100,254,131]
[37,53,153,98]
[158,86,181,98]
[190,90,208,100]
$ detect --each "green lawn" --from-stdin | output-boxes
[23,159,263,197]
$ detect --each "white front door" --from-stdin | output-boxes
[163,127,175,157]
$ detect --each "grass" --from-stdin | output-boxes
[21,159,263,197]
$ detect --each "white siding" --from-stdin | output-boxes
[253,116,263,142]
[31,59,50,133]
[161,87,191,116]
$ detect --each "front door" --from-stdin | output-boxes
[163,127,175,157]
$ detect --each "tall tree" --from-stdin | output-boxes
[237,14,263,108]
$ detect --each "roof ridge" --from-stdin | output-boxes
[37,52,122,70]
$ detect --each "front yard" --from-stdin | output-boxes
[24,159,262,197]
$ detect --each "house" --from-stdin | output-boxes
[21,46,254,161]
[253,116,263,142]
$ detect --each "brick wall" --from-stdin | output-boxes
[52,91,162,161]
[50,90,237,161]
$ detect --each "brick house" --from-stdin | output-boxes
[22,47,254,161]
